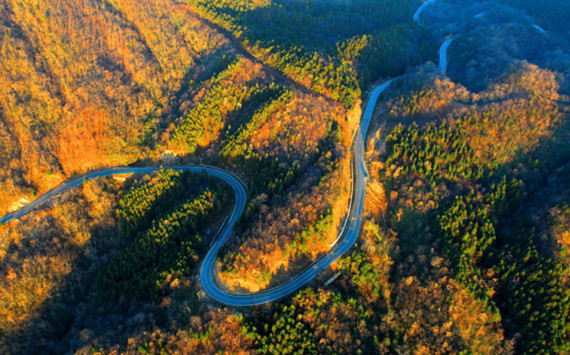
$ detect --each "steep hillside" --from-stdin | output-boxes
[356,0,570,352]
[362,62,570,353]
[0,0,358,351]
[181,0,436,105]
[0,0,231,214]
[1,0,569,354]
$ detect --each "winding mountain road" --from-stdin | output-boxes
[0,80,392,306]
[2,0,446,307]
[199,79,392,305]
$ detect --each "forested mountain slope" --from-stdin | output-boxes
[183,0,435,105]
[0,0,432,352]
[0,0,569,354]
[0,0,230,213]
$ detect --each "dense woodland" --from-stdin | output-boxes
[183,0,436,106]
[0,0,570,354]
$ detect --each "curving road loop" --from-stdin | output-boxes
[199,79,393,305]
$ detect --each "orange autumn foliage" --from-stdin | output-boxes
[57,107,117,175]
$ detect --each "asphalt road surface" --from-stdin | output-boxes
[439,38,454,72]
[413,0,438,23]
[0,166,247,226]
[532,24,547,34]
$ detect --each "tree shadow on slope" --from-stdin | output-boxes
[0,173,234,353]
[213,0,419,53]
[192,0,437,98]
[168,46,239,120]
[485,111,570,353]
[491,101,570,251]
[0,179,125,353]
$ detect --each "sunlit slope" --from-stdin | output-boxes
[0,0,229,215]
